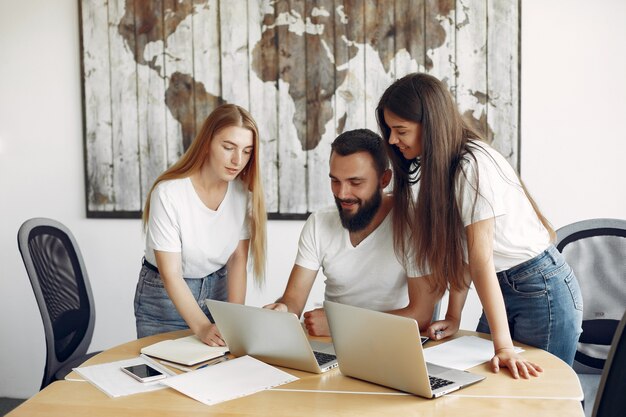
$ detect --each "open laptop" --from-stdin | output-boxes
[325,300,484,398]
[206,299,338,373]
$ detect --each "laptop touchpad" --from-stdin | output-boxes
[309,341,335,354]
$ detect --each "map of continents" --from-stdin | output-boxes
[116,0,459,153]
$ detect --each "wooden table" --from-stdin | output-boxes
[8,330,584,417]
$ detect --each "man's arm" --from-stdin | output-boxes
[264,264,318,318]
[386,277,440,332]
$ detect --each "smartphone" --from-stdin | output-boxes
[121,364,167,383]
[420,336,429,345]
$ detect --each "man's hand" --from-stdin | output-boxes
[303,308,330,336]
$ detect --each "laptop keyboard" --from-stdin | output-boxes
[429,375,454,390]
[313,351,337,365]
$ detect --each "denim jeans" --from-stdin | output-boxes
[134,261,228,338]
[476,245,583,366]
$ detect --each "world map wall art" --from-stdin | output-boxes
[79,0,520,218]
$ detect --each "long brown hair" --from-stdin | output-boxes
[142,104,267,285]
[376,73,553,295]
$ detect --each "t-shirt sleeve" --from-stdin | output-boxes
[147,185,182,252]
[456,151,506,227]
[294,214,321,271]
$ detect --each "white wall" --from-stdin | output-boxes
[1,0,624,398]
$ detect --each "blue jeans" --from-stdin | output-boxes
[476,245,583,366]
[134,261,228,338]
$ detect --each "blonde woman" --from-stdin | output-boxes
[134,104,266,346]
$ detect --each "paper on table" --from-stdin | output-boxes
[141,335,229,366]
[423,336,523,370]
[161,355,298,406]
[73,355,176,398]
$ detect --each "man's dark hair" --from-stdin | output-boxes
[330,129,389,176]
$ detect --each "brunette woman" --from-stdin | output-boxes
[376,73,582,378]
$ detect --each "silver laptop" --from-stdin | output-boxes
[325,301,484,398]
[206,300,338,373]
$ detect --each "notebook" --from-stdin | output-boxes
[206,300,338,373]
[324,300,485,398]
[140,335,229,366]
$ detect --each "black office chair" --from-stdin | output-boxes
[17,218,100,390]
[555,218,626,416]
[592,310,626,417]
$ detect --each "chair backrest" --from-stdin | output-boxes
[17,218,96,389]
[556,218,626,373]
[592,310,626,417]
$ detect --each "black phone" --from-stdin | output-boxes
[420,336,429,345]
[121,364,166,383]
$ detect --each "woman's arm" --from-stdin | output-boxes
[467,218,542,379]
[426,275,470,340]
[226,239,250,304]
[154,250,224,346]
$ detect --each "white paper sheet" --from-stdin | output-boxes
[73,356,176,397]
[423,336,523,370]
[161,355,298,406]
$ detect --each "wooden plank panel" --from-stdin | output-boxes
[162,0,193,165]
[249,0,279,212]
[334,0,366,134]
[192,0,222,138]
[132,0,168,206]
[108,0,141,211]
[487,0,519,169]
[394,0,425,76]
[80,0,519,217]
[82,0,114,213]
[363,0,394,132]
[306,0,336,211]
[220,0,250,108]
[276,0,307,214]
[455,0,488,139]
[425,0,456,91]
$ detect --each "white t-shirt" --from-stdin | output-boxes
[145,177,250,278]
[456,141,551,271]
[295,206,409,311]
[407,141,550,277]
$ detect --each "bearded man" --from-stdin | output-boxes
[264,129,437,336]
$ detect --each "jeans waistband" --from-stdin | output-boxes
[497,245,561,280]
[142,257,159,273]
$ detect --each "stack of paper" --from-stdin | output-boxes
[141,335,229,365]
[73,356,176,397]
[162,355,298,406]
[423,336,523,370]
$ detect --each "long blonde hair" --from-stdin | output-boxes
[142,104,267,285]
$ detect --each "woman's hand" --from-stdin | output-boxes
[426,317,460,341]
[263,302,288,312]
[491,347,543,379]
[197,322,226,347]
